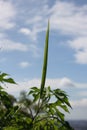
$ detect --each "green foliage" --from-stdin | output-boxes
[0,22,74,130]
[28,86,73,130]
[4,126,19,130]
[28,22,73,130]
[0,72,17,129]
[0,72,16,84]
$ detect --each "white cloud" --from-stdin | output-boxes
[4,77,75,96]
[19,27,37,41]
[71,98,87,108]
[0,39,28,52]
[17,0,87,63]
[0,37,40,57]
[19,28,31,35]
[50,1,87,36]
[66,99,87,119]
[74,50,87,64]
[4,77,87,97]
[69,37,87,51]
[66,102,87,120]
[19,61,31,68]
[75,83,87,89]
[0,0,16,30]
[18,1,48,41]
[59,77,75,88]
[68,37,87,64]
[49,1,87,64]
[19,0,85,41]
[49,0,87,64]
[18,0,87,64]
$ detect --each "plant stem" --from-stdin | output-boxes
[40,21,49,98]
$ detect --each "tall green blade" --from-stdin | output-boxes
[40,21,49,98]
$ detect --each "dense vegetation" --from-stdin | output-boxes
[0,22,74,130]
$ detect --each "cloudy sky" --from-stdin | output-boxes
[0,0,87,120]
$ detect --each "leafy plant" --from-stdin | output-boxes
[27,21,74,130]
[0,73,32,130]
[0,22,74,130]
[0,72,17,129]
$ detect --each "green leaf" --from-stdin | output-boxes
[3,78,16,84]
[60,105,69,113]
[0,72,16,84]
[40,21,49,98]
[33,93,40,102]
[28,87,40,95]
[64,97,72,108]
[28,90,34,95]
[4,126,19,130]
[49,107,55,115]
[56,109,64,121]
[0,86,4,90]
[0,73,9,78]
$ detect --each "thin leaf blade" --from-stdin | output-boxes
[40,21,49,98]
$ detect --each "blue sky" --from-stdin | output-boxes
[0,0,87,120]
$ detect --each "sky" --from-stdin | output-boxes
[0,0,87,120]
